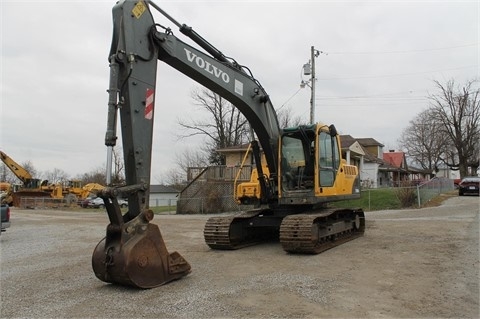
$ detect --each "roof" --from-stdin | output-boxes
[339,135,356,148]
[356,138,385,147]
[150,185,179,194]
[383,152,406,168]
[216,143,257,153]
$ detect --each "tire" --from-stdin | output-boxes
[65,194,78,205]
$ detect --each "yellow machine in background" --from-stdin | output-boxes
[0,151,104,206]
[0,182,13,206]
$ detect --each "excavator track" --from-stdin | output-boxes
[204,210,275,250]
[279,208,365,254]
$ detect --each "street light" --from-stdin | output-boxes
[300,46,325,124]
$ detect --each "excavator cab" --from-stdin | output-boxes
[278,123,361,205]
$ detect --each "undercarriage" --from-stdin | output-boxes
[204,207,365,253]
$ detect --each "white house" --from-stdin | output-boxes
[149,185,179,207]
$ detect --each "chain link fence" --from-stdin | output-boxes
[177,195,245,214]
[149,198,178,207]
[177,180,249,214]
[360,177,455,210]
[415,177,455,206]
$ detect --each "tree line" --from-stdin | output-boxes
[3,78,478,188]
[0,148,125,187]
[172,78,479,182]
[399,79,479,178]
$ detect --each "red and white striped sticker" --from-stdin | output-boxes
[144,88,154,120]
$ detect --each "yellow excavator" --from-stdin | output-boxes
[92,0,364,289]
[0,151,104,206]
[0,150,50,206]
[0,182,14,206]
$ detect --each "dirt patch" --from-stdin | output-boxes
[1,196,478,318]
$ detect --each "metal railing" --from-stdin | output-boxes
[187,165,253,182]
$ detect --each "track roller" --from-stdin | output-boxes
[280,208,365,254]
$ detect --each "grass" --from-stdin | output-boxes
[150,206,177,214]
[330,188,401,211]
[330,189,458,211]
[420,190,458,208]
[58,191,458,214]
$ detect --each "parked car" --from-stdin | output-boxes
[1,203,11,234]
[458,176,480,196]
[87,197,128,208]
[79,196,96,208]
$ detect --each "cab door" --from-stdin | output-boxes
[316,130,340,193]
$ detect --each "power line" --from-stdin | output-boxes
[317,65,477,81]
[316,90,425,100]
[278,87,303,110]
[328,43,478,55]
[317,97,427,102]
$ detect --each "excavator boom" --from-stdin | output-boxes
[0,151,33,184]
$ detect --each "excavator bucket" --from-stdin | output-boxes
[92,209,191,288]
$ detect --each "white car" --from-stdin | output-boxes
[88,197,128,208]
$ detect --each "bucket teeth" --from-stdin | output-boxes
[92,216,190,288]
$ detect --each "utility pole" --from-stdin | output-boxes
[309,46,317,124]
[301,46,324,124]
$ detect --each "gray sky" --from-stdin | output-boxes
[1,0,478,183]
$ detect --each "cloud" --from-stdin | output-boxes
[1,0,477,181]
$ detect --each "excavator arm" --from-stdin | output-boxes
[106,0,280,204]
[0,151,33,184]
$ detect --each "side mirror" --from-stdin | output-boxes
[329,124,338,137]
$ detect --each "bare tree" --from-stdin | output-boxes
[175,148,209,173]
[177,87,249,165]
[77,166,107,185]
[157,148,209,187]
[276,105,306,128]
[398,108,449,172]
[43,168,70,184]
[21,161,39,180]
[428,79,480,177]
[0,164,17,184]
[111,147,125,185]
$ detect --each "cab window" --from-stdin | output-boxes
[318,131,339,187]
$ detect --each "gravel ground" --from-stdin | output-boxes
[1,195,478,318]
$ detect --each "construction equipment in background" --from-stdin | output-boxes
[0,182,13,206]
[0,150,51,206]
[59,180,105,204]
[93,0,364,289]
[0,151,104,206]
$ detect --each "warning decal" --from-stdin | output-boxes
[132,0,147,19]
[145,88,154,120]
